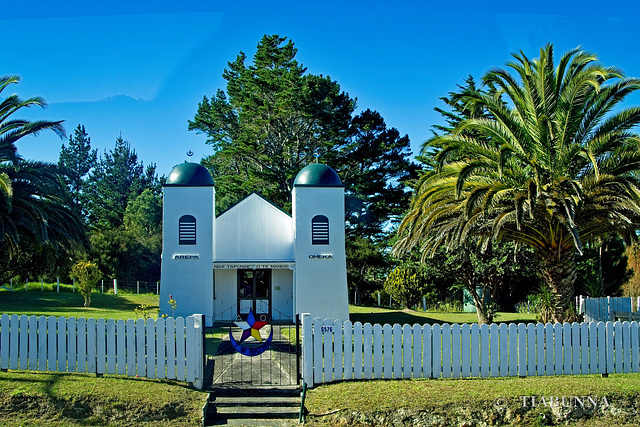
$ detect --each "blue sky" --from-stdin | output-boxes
[4,1,640,176]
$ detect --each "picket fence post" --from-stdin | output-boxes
[312,317,323,385]
[188,314,204,389]
[301,314,313,387]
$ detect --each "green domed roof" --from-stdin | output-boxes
[165,162,214,186]
[293,164,342,187]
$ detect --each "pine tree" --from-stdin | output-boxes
[84,135,160,229]
[190,34,355,211]
[58,124,97,215]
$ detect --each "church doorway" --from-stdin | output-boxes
[237,269,271,320]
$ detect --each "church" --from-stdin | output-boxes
[158,162,350,325]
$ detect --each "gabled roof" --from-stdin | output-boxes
[217,192,290,218]
[215,192,293,262]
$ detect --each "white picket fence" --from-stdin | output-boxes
[301,317,640,387]
[0,314,204,389]
[578,296,640,322]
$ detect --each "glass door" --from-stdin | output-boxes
[237,269,271,320]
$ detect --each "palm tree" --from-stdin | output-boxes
[0,75,87,261]
[394,44,640,322]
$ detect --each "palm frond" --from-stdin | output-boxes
[394,44,640,273]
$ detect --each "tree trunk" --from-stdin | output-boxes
[467,284,493,324]
[475,307,493,325]
[537,248,578,323]
[84,294,91,307]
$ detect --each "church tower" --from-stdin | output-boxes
[159,163,215,319]
[292,164,349,321]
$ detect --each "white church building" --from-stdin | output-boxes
[158,162,350,325]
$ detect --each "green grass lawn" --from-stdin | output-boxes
[0,289,159,320]
[0,291,538,326]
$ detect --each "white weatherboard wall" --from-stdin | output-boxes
[272,269,294,321]
[213,269,237,322]
[293,186,349,321]
[160,185,214,319]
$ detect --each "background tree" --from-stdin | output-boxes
[190,34,355,212]
[329,109,419,238]
[395,45,640,322]
[190,35,417,302]
[84,136,163,280]
[329,110,417,304]
[576,235,630,297]
[346,236,389,305]
[0,241,75,284]
[121,189,162,280]
[0,75,88,281]
[70,261,101,307]
[84,135,161,229]
[58,124,97,215]
[394,239,537,323]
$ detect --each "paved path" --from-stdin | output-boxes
[208,324,299,388]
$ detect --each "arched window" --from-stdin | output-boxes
[179,215,196,245]
[311,215,329,245]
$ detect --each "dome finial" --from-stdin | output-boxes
[293,163,342,187]
[165,162,214,186]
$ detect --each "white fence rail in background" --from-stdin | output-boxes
[302,317,640,387]
[0,314,204,389]
[578,296,640,322]
[4,278,160,295]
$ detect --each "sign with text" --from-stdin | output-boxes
[213,262,294,269]
[173,254,199,260]
[308,254,334,260]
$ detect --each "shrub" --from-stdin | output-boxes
[384,265,430,309]
[70,261,102,307]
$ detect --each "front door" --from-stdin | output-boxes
[237,269,271,320]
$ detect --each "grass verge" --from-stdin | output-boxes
[0,370,207,426]
[305,373,640,426]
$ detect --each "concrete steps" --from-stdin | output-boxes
[203,386,301,426]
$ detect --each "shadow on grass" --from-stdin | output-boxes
[492,317,542,325]
[0,371,196,391]
[350,311,447,326]
[350,310,541,326]
[205,327,226,356]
